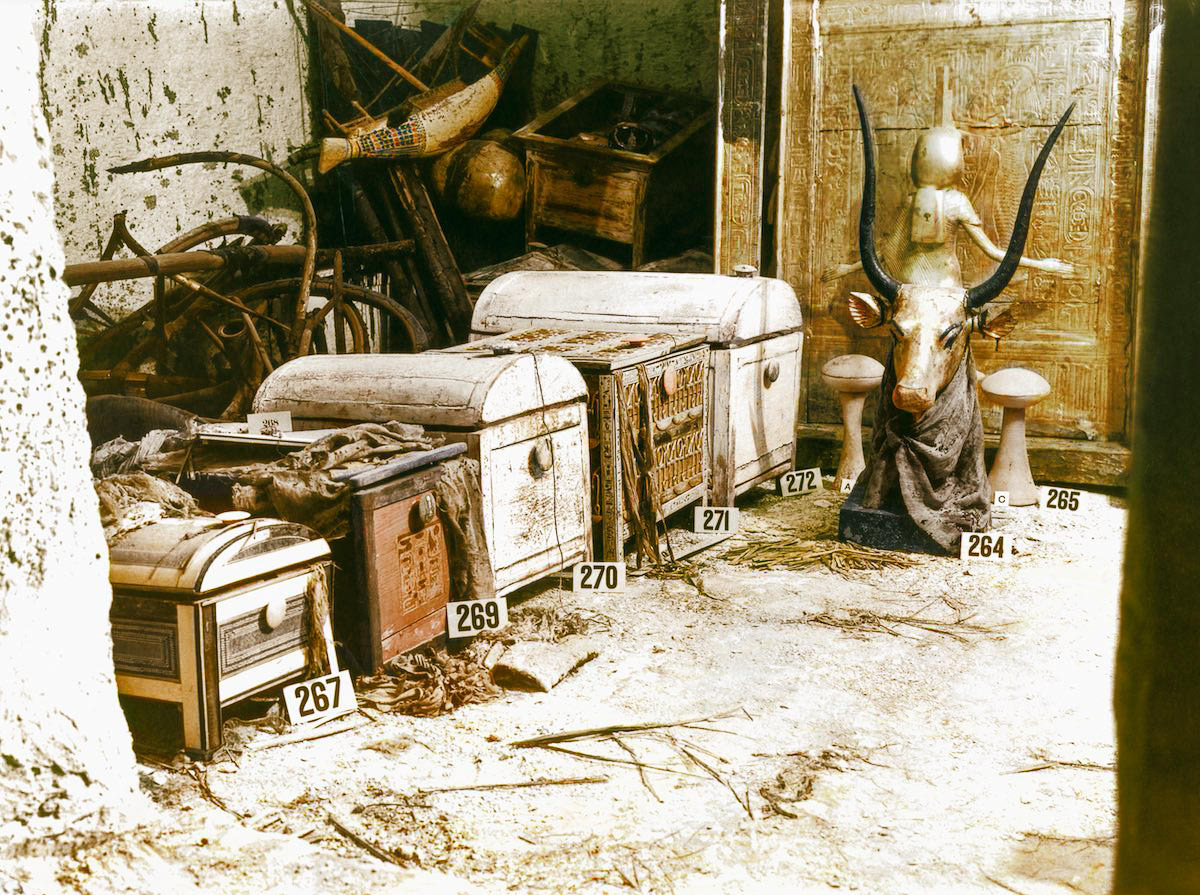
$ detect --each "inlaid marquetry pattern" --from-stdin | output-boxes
[112,619,180,681]
[395,522,447,613]
[219,595,307,676]
[777,0,1149,441]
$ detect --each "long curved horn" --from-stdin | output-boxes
[852,85,901,304]
[966,102,1075,309]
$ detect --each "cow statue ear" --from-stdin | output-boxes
[848,292,885,328]
[972,307,1018,342]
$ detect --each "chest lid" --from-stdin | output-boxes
[439,328,704,373]
[253,352,586,428]
[108,517,329,596]
[472,271,803,346]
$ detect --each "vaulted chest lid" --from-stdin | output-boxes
[472,271,803,346]
[253,352,587,428]
[108,517,329,596]
[437,328,705,372]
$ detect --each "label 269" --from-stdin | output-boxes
[447,596,509,639]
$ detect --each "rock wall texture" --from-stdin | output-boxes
[0,4,139,839]
[41,0,313,317]
[342,0,720,110]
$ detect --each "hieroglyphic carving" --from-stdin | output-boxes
[777,0,1151,441]
[716,0,770,272]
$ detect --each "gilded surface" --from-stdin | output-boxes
[717,0,770,272]
[775,0,1149,440]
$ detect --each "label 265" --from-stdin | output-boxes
[959,532,1008,562]
[447,596,509,639]
[1042,487,1082,512]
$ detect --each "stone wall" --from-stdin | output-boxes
[342,0,720,111]
[41,0,313,317]
[0,4,139,839]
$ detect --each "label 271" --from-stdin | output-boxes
[695,506,739,534]
[283,670,356,726]
[447,596,509,639]
[959,532,1009,562]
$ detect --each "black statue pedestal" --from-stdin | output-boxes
[839,479,949,555]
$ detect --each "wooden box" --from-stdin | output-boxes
[471,270,803,506]
[108,517,336,758]
[441,329,710,562]
[253,353,592,596]
[333,445,465,672]
[513,81,715,267]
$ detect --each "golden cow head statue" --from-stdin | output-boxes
[849,84,1074,415]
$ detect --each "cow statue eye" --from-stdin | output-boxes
[940,323,963,346]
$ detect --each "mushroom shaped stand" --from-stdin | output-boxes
[821,354,885,487]
[980,367,1051,506]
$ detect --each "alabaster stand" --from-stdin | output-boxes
[821,354,885,486]
[980,367,1051,506]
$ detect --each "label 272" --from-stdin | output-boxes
[779,467,822,496]
[447,596,509,639]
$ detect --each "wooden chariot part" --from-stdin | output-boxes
[821,354,885,487]
[980,367,1051,506]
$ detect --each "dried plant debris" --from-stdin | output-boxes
[758,745,881,818]
[643,561,715,599]
[358,646,502,716]
[722,537,919,577]
[484,605,612,644]
[788,607,1000,642]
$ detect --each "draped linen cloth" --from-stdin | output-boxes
[859,346,992,552]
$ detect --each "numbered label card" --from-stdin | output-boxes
[573,562,625,592]
[283,670,356,726]
[447,596,509,639]
[1041,486,1084,512]
[992,491,1010,517]
[694,506,739,535]
[779,467,822,496]
[839,477,857,495]
[247,410,292,436]
[959,531,1011,563]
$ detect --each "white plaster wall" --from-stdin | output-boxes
[0,3,139,836]
[342,0,719,111]
[42,0,313,317]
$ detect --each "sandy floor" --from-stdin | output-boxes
[13,482,1123,894]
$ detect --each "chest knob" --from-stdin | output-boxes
[764,360,781,385]
[529,437,555,477]
[262,595,288,631]
[661,368,679,397]
[411,492,439,529]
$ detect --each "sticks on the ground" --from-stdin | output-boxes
[509,709,748,748]
[327,811,401,865]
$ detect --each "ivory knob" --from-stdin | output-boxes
[262,595,287,631]
[821,354,885,487]
[981,367,1051,506]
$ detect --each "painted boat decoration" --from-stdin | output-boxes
[318,35,528,174]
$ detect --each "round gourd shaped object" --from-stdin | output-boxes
[821,354,885,394]
[430,137,525,222]
[980,367,1051,409]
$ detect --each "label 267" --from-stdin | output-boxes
[283,670,355,726]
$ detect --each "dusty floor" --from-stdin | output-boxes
[11,483,1123,894]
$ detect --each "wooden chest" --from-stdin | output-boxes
[513,81,715,267]
[253,353,591,596]
[471,271,803,506]
[441,329,710,562]
[332,445,465,672]
[108,517,336,758]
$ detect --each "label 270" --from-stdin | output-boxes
[447,596,509,639]
[573,562,625,592]
[695,506,739,534]
[283,670,356,726]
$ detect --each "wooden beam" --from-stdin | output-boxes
[794,423,1130,489]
